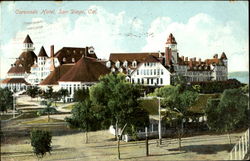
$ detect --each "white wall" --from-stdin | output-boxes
[130,62,171,86]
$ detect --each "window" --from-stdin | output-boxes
[142,79,144,84]
[137,78,140,84]
[132,61,137,67]
[160,78,163,84]
[144,69,146,75]
[161,69,164,75]
[151,79,153,84]
[132,79,134,84]
[137,70,139,75]
[157,69,160,75]
[106,61,111,68]
[115,61,120,68]
[123,61,128,67]
[157,78,159,84]
[154,69,156,75]
[150,69,152,75]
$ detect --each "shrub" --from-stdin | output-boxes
[30,130,52,158]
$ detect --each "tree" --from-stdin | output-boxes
[0,88,13,113]
[65,98,95,143]
[45,101,53,122]
[73,88,89,102]
[154,85,198,150]
[26,86,40,100]
[90,73,149,159]
[52,91,61,107]
[58,88,69,103]
[30,129,52,158]
[41,86,54,100]
[205,88,248,144]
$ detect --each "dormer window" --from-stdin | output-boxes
[119,68,123,73]
[132,60,137,67]
[72,58,75,63]
[73,50,76,54]
[123,61,128,67]
[19,64,22,67]
[63,57,66,62]
[106,61,111,68]
[111,67,115,72]
[115,61,120,68]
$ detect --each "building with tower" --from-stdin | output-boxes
[106,33,228,86]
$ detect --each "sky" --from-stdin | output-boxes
[0,1,249,78]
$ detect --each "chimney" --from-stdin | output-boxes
[185,57,188,61]
[50,45,54,58]
[189,58,193,67]
[50,45,55,71]
[199,58,201,64]
[165,47,172,66]
[84,46,89,57]
[181,56,184,61]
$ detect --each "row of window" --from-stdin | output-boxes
[136,69,164,76]
[131,78,163,85]
[144,62,157,67]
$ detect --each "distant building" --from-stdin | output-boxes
[106,33,228,86]
[0,35,37,91]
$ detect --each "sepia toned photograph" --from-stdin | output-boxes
[0,1,249,160]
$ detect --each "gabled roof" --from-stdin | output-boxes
[109,52,163,63]
[143,55,160,63]
[220,52,227,60]
[7,65,26,74]
[38,46,48,57]
[23,34,33,44]
[39,64,74,85]
[58,57,110,82]
[166,33,177,44]
[1,78,30,85]
[54,47,97,65]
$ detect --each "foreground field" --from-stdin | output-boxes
[1,129,243,161]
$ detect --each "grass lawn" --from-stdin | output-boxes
[21,118,64,125]
[1,130,244,161]
[62,104,75,110]
[139,94,221,115]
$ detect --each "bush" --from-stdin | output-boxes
[30,130,52,158]
[191,79,243,94]
[40,100,47,106]
[37,107,59,116]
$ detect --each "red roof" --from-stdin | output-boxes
[109,52,163,63]
[39,64,74,85]
[166,33,177,44]
[38,46,48,57]
[14,51,37,73]
[1,78,29,85]
[54,47,97,65]
[7,65,26,74]
[59,56,110,82]
[23,35,33,44]
[143,55,159,63]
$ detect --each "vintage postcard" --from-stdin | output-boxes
[0,1,249,161]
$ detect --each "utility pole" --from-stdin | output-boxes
[145,127,149,156]
[158,98,162,145]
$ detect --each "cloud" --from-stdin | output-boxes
[141,13,249,72]
[0,5,144,78]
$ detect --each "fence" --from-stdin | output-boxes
[229,128,249,160]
